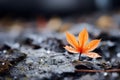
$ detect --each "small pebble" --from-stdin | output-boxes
[112,73,119,78]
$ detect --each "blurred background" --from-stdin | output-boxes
[0,0,120,34]
[0,0,120,17]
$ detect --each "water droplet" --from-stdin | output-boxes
[47,50,51,54]
[3,50,7,53]
[2,62,5,65]
[117,52,120,57]
[104,72,108,76]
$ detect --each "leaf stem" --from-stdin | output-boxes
[79,53,81,61]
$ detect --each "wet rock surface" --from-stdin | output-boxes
[41,38,65,52]
[0,44,26,74]
[0,23,120,80]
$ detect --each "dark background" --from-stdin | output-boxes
[0,0,120,18]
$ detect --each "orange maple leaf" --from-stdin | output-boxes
[64,28,101,60]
